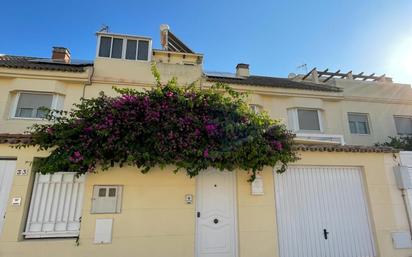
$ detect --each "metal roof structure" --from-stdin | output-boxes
[302,68,389,83]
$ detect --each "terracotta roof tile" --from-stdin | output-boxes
[0,134,32,144]
[0,133,398,153]
[206,75,342,92]
[0,55,92,72]
[293,144,398,153]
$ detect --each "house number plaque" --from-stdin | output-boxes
[16,169,28,176]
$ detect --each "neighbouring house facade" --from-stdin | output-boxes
[0,25,412,257]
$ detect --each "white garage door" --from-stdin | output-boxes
[399,151,412,222]
[275,166,376,257]
[0,159,16,236]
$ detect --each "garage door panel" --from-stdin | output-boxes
[0,160,17,236]
[275,166,376,257]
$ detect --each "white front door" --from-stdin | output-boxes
[0,160,16,236]
[196,169,237,257]
[275,166,376,257]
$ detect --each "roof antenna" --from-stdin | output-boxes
[297,63,308,73]
[99,24,109,33]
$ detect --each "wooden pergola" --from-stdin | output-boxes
[302,68,386,83]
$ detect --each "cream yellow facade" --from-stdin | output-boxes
[0,145,410,257]
[2,58,412,145]
[1,28,412,257]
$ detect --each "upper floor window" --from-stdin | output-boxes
[288,108,323,132]
[249,104,262,114]
[348,113,370,134]
[394,116,412,135]
[97,35,150,61]
[12,92,64,119]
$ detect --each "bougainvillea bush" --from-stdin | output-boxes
[375,136,412,151]
[18,66,297,181]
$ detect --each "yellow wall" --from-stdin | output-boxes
[0,68,88,134]
[0,55,203,134]
[1,144,411,257]
[204,81,412,146]
[1,31,412,257]
[2,58,412,145]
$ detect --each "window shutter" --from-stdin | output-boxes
[24,173,85,238]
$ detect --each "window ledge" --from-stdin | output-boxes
[296,130,323,134]
[9,117,47,121]
[295,133,345,145]
[23,231,79,239]
[95,56,150,63]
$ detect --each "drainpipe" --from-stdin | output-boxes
[82,66,94,98]
[401,188,412,239]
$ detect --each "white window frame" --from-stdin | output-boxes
[394,115,412,135]
[23,172,86,239]
[10,91,64,120]
[348,112,371,135]
[96,34,152,62]
[249,104,262,114]
[287,108,324,133]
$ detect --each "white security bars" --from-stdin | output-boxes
[24,172,85,238]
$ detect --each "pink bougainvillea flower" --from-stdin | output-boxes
[23,73,297,181]
[84,127,93,133]
[205,124,217,135]
[203,149,209,158]
[122,95,136,102]
[69,151,84,163]
[271,140,283,151]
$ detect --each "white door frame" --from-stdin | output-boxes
[195,168,239,257]
[0,159,17,236]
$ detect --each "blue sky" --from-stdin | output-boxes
[1,0,411,84]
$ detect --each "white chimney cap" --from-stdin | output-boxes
[160,24,170,32]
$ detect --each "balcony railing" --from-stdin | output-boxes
[294,133,345,145]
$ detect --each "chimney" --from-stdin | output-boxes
[236,63,249,77]
[52,47,70,63]
[160,24,170,50]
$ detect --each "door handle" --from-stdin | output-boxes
[323,229,329,240]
